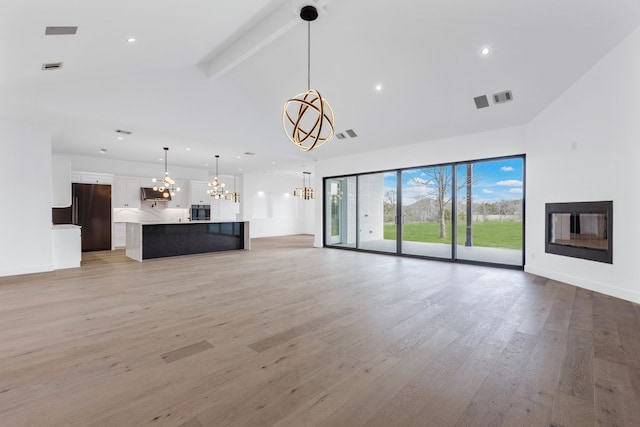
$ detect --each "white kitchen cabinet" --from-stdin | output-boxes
[168,180,187,208]
[52,225,81,269]
[71,172,114,185]
[113,176,141,208]
[113,222,126,248]
[189,181,210,205]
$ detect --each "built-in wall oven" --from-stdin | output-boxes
[190,204,211,221]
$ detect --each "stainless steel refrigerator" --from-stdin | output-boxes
[53,183,112,251]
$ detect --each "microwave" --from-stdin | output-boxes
[190,204,211,221]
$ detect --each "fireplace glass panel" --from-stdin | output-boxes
[549,212,608,250]
[545,201,612,263]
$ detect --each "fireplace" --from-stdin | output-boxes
[545,201,612,263]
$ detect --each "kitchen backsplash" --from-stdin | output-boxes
[113,204,188,223]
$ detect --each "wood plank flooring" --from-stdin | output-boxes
[1,235,639,426]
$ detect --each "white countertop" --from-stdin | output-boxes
[52,224,82,230]
[124,220,245,225]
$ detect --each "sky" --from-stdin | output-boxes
[383,157,524,205]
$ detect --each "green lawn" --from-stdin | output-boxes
[384,221,522,250]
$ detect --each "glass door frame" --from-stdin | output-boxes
[322,154,525,269]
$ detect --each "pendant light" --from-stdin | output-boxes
[294,171,314,200]
[207,155,228,199]
[152,147,179,198]
[226,175,240,203]
[282,5,334,152]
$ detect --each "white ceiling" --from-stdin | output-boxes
[2,0,640,177]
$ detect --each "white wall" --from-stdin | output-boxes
[525,26,640,303]
[1,119,54,276]
[63,154,210,181]
[242,174,314,238]
[314,126,527,246]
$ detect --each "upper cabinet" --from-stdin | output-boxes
[71,172,114,185]
[189,181,210,205]
[52,156,71,207]
[113,176,141,208]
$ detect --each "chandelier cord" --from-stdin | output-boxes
[164,149,168,175]
[307,21,311,90]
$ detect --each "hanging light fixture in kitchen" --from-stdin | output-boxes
[207,155,228,199]
[152,147,180,198]
[294,171,314,200]
[282,5,334,152]
[226,175,240,203]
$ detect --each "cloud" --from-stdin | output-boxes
[408,177,431,186]
[500,166,514,172]
[496,180,523,187]
[482,189,494,194]
[509,188,523,194]
[402,186,437,204]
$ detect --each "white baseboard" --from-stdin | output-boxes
[525,265,640,304]
[0,264,55,278]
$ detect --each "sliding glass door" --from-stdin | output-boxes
[325,176,356,247]
[324,155,524,268]
[357,172,397,253]
[455,158,524,266]
[400,166,453,259]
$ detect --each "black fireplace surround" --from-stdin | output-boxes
[545,201,612,264]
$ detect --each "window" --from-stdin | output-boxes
[323,155,525,269]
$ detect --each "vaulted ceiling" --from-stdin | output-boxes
[2,0,639,176]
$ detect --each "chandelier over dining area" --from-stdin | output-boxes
[294,171,314,200]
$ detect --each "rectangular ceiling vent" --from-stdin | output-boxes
[493,90,513,104]
[115,129,132,135]
[243,152,256,155]
[45,26,78,35]
[41,62,63,71]
[335,129,358,140]
[474,95,489,109]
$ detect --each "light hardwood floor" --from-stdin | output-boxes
[1,235,639,426]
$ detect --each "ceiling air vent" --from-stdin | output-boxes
[42,62,63,71]
[115,129,132,135]
[474,95,489,109]
[243,152,256,155]
[493,90,513,104]
[335,129,358,140]
[45,26,78,35]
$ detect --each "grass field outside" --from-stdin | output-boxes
[384,221,523,250]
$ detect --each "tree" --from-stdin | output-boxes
[411,165,481,240]
[411,167,453,239]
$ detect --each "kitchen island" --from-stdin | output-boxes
[125,221,249,261]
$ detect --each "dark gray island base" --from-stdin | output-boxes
[125,221,249,261]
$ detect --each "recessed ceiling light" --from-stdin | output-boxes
[481,47,491,56]
[236,155,241,159]
[127,37,136,43]
[204,164,209,167]
[186,147,191,151]
[272,161,276,164]
[159,158,163,161]
[117,136,124,140]
[375,84,382,91]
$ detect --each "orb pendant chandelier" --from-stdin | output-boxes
[152,147,179,198]
[283,5,334,152]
